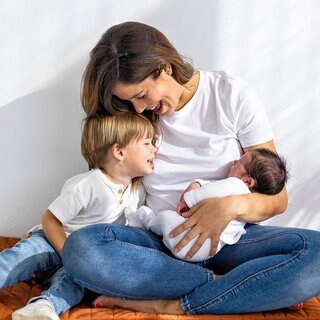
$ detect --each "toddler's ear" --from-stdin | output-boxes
[112,144,124,161]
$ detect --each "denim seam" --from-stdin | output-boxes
[181,295,192,314]
[41,273,70,313]
[186,232,307,314]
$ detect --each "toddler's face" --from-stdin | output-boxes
[121,135,157,178]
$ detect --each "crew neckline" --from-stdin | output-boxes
[162,70,204,121]
[96,169,129,191]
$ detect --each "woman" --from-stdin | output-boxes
[62,21,320,315]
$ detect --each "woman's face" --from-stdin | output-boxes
[112,69,184,116]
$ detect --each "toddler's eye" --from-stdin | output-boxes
[144,138,153,145]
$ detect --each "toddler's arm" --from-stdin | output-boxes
[42,209,66,257]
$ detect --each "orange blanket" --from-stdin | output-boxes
[1,236,319,320]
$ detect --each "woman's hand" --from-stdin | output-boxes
[170,196,237,259]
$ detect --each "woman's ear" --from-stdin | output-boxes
[165,64,172,75]
[111,144,124,161]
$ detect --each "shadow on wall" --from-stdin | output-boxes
[0,0,223,237]
[0,87,86,236]
[1,0,320,235]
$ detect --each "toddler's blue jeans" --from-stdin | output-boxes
[0,230,84,314]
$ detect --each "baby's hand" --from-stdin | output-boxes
[176,182,201,214]
[176,199,189,214]
[184,182,201,194]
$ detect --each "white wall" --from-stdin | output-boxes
[1,0,319,237]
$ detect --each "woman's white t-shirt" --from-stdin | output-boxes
[143,71,273,213]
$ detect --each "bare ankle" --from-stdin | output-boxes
[162,299,184,314]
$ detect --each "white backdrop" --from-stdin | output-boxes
[1,0,319,237]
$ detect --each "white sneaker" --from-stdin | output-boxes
[12,299,60,320]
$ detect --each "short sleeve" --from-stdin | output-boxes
[48,189,85,225]
[231,78,274,147]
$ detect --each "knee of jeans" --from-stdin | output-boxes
[281,229,320,256]
[301,228,320,252]
[103,225,119,241]
[102,224,145,243]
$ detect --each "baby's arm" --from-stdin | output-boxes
[42,209,66,257]
[184,178,250,209]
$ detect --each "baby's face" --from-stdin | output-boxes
[228,152,252,179]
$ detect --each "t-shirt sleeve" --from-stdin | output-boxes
[48,188,85,225]
[231,77,274,147]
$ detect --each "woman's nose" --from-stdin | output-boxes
[132,100,146,113]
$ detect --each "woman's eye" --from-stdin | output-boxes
[137,93,146,99]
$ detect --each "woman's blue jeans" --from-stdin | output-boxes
[62,223,320,315]
[0,230,84,314]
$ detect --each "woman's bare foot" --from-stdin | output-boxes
[93,295,185,314]
[287,302,303,311]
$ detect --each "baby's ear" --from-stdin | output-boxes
[246,176,256,189]
[111,144,124,161]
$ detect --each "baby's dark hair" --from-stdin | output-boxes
[246,148,288,195]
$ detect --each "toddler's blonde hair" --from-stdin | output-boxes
[81,112,158,191]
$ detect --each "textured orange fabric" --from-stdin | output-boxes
[1,236,319,320]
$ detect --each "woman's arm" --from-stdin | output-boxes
[42,209,66,257]
[170,140,288,259]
